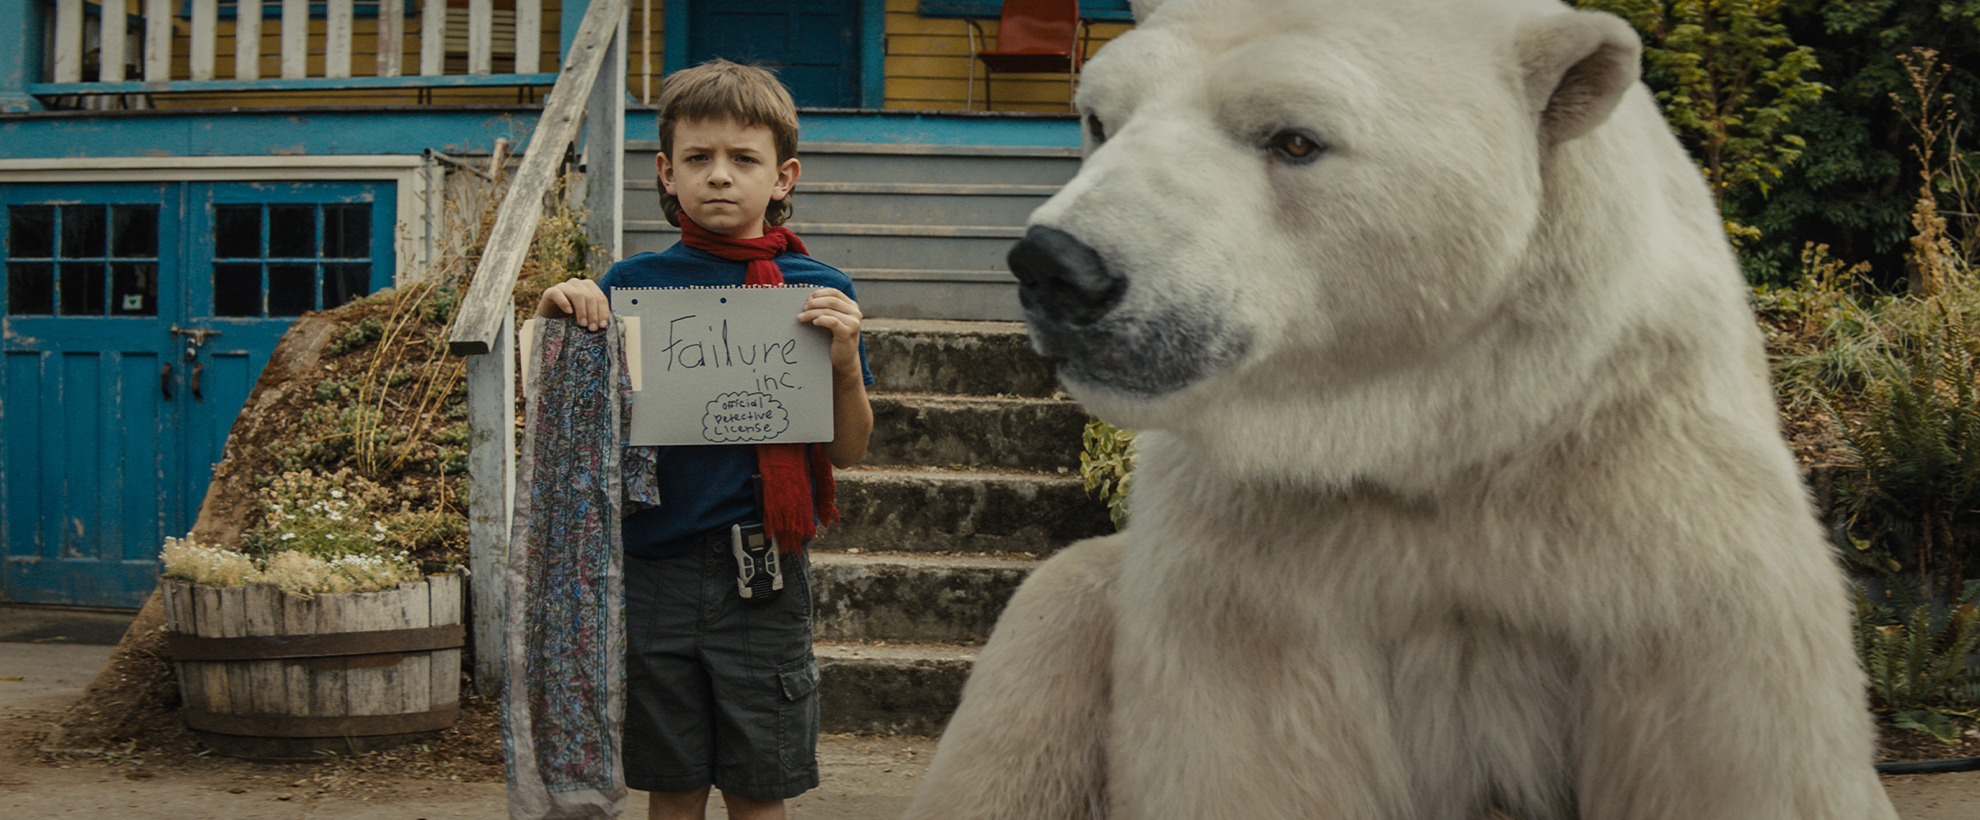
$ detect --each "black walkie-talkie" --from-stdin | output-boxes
[732,474,783,602]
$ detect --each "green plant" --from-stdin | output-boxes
[1577,0,1826,244]
[1079,418,1137,530]
[328,316,384,356]
[1833,303,1980,587]
[1854,579,1980,742]
[164,468,429,596]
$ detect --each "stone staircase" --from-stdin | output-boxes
[809,319,1112,735]
[620,140,1106,735]
[624,140,1083,322]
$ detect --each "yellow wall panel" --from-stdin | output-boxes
[881,10,1132,112]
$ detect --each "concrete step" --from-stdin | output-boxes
[818,642,974,735]
[626,141,1082,186]
[810,552,1033,645]
[626,180,1054,227]
[862,319,1056,398]
[618,225,1026,320]
[818,467,1111,557]
[842,274,1024,322]
[866,393,1086,471]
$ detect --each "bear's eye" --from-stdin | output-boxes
[1086,114,1107,146]
[1266,130,1325,164]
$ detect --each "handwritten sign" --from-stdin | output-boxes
[613,286,833,446]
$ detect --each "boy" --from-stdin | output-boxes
[535,59,874,820]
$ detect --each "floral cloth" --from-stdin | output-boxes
[503,320,632,820]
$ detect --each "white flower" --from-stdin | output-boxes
[371,534,385,542]
[330,489,344,499]
[328,512,343,522]
[281,532,296,541]
[373,521,388,532]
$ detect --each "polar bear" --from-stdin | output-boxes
[901,0,1898,819]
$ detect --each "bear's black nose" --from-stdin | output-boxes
[1008,225,1125,326]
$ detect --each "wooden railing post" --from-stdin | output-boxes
[281,0,308,80]
[582,4,626,261]
[99,0,127,83]
[143,0,172,82]
[190,0,218,81]
[449,0,626,696]
[236,0,263,81]
[53,0,83,83]
[327,0,354,79]
[464,313,516,692]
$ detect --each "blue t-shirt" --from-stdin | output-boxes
[599,243,874,559]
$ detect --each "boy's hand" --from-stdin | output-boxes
[799,287,864,374]
[801,287,872,468]
[536,278,610,331]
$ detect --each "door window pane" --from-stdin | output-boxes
[8,206,54,258]
[111,263,159,316]
[111,205,160,258]
[323,205,370,259]
[60,205,106,258]
[208,202,375,316]
[214,205,261,259]
[7,262,54,314]
[323,263,370,309]
[58,261,106,315]
[213,263,262,316]
[268,264,315,316]
[268,205,316,258]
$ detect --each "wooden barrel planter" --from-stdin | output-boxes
[160,572,465,762]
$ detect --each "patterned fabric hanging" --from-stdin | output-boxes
[503,320,632,820]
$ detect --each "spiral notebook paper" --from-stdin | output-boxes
[610,285,834,446]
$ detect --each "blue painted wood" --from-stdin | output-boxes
[0,108,543,160]
[664,1,689,76]
[918,0,1134,22]
[683,0,863,109]
[860,0,886,109]
[32,73,560,97]
[0,180,394,607]
[0,0,46,113]
[2,182,185,607]
[565,0,595,65]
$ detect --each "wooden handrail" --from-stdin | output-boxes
[447,0,629,356]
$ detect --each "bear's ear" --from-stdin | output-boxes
[1130,0,1165,22]
[1517,10,1641,146]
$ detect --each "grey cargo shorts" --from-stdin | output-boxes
[622,530,820,801]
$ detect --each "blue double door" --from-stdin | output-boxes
[1,180,395,608]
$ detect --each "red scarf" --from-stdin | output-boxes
[677,215,838,553]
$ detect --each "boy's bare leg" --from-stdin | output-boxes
[648,787,711,820]
[721,794,786,820]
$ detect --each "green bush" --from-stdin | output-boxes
[1854,579,1980,742]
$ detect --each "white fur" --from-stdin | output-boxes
[903,0,1898,818]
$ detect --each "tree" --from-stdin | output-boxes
[1733,0,1979,287]
[1579,0,1827,246]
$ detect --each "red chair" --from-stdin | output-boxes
[967,0,1090,111]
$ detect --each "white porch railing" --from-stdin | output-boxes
[37,0,555,97]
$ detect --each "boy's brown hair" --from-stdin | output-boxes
[656,59,801,228]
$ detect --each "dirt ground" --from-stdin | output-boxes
[2,638,934,819]
[7,616,1980,818]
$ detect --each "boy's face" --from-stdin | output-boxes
[659,117,799,239]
